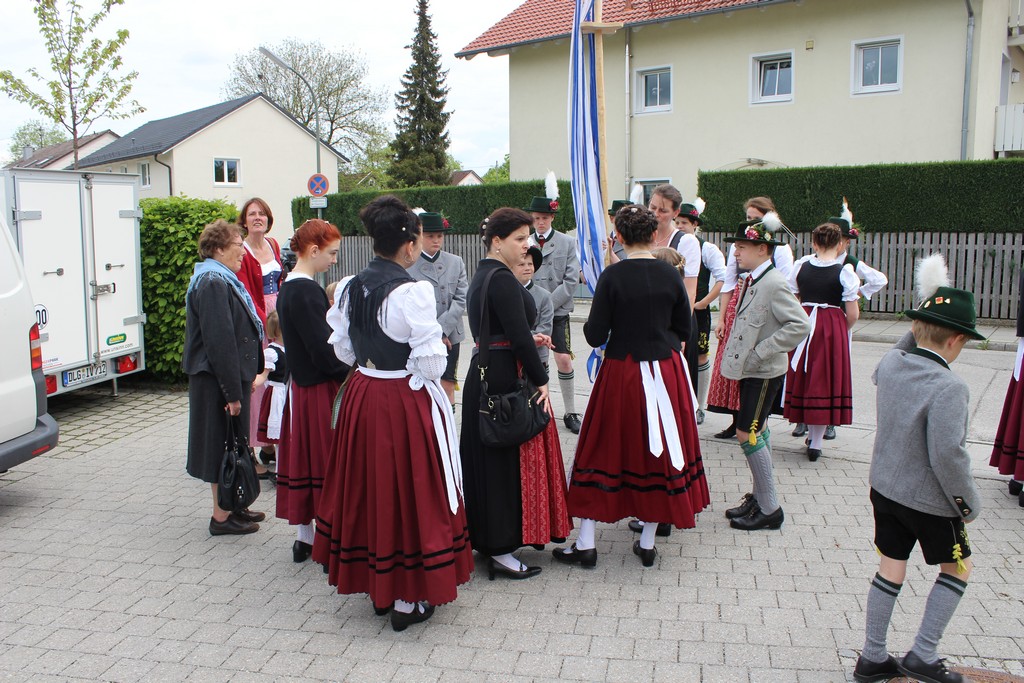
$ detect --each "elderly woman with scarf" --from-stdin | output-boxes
[183,219,266,536]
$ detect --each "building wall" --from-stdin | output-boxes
[507,0,1007,202]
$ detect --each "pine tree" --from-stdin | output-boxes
[388,0,451,187]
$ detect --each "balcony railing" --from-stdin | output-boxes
[995,104,1024,153]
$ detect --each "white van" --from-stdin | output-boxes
[0,214,58,471]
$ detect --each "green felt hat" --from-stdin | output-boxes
[678,203,703,226]
[525,196,559,214]
[419,212,450,232]
[724,219,785,247]
[905,286,985,340]
[827,216,859,239]
[608,199,633,217]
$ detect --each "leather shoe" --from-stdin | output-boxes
[631,540,657,567]
[730,506,784,531]
[897,651,964,683]
[374,603,392,616]
[791,423,808,437]
[391,602,434,632]
[627,520,671,536]
[563,413,583,434]
[292,540,312,563]
[824,425,837,440]
[724,493,758,519]
[853,654,900,682]
[713,424,736,439]
[552,543,597,568]
[1009,479,1023,497]
[209,516,259,536]
[695,409,705,425]
[231,508,265,523]
[487,557,541,580]
[807,447,822,462]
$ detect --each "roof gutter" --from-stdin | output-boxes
[153,153,172,196]
[960,0,975,161]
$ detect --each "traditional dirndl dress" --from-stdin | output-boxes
[707,278,744,415]
[248,272,280,448]
[782,256,858,426]
[275,379,339,524]
[566,352,710,527]
[257,342,288,444]
[991,340,1024,481]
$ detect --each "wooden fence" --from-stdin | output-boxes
[326,232,1024,320]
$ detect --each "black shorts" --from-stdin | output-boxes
[551,315,573,357]
[870,488,972,566]
[695,308,712,356]
[442,343,461,383]
[736,375,785,435]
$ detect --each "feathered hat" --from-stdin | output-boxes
[904,254,984,339]
[524,171,560,213]
[678,197,706,225]
[827,197,860,239]
[608,184,645,217]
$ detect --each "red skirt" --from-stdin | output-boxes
[707,281,743,414]
[276,380,339,525]
[256,384,283,444]
[991,371,1024,480]
[567,353,710,527]
[783,307,853,426]
[313,372,473,608]
[520,418,573,545]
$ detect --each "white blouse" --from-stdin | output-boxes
[326,277,449,379]
[787,255,861,302]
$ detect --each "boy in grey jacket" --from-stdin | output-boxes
[719,220,810,532]
[854,262,984,683]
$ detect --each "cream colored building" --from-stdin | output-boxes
[78,94,345,230]
[459,0,1024,201]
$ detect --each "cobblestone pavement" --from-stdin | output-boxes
[0,326,1022,682]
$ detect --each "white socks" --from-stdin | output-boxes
[296,522,314,545]
[575,518,597,550]
[639,521,658,550]
[491,553,526,571]
[807,424,826,449]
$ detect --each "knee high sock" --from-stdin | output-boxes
[807,424,826,449]
[558,370,577,415]
[861,573,903,663]
[762,427,772,453]
[911,573,968,663]
[576,518,596,550]
[639,521,658,550]
[697,361,711,409]
[741,434,779,514]
[296,522,314,545]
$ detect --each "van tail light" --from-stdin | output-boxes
[116,354,137,374]
[29,324,42,371]
[45,375,57,395]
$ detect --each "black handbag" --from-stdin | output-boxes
[476,267,550,448]
[217,413,261,512]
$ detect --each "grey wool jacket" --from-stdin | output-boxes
[533,230,580,317]
[869,332,981,522]
[406,250,469,344]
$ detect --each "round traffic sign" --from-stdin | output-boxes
[308,173,329,197]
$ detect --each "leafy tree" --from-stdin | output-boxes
[482,154,511,184]
[0,0,143,169]
[7,119,69,161]
[389,0,452,187]
[336,131,396,191]
[224,38,388,161]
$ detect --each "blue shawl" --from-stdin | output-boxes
[186,258,265,341]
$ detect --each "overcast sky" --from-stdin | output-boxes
[0,0,523,173]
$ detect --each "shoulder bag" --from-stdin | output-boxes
[217,412,261,512]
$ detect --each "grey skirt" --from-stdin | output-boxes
[186,372,251,483]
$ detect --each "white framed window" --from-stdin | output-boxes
[636,67,672,113]
[635,179,670,206]
[751,52,793,104]
[138,162,151,188]
[214,158,240,185]
[853,38,902,94]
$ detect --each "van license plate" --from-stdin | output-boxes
[63,362,108,387]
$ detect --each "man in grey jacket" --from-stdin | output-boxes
[720,220,810,532]
[854,275,984,683]
[406,211,468,404]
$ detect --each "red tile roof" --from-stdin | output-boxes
[457,0,789,58]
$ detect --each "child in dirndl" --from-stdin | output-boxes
[256,310,289,448]
[991,266,1024,506]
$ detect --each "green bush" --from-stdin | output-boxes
[139,196,238,382]
[291,180,577,235]
[697,159,1024,233]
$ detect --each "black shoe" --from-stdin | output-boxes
[231,508,266,523]
[391,602,434,632]
[713,424,736,440]
[807,447,822,462]
[791,423,808,437]
[563,413,583,434]
[695,409,705,425]
[853,654,900,682]
[897,651,964,683]
[487,557,542,581]
[631,540,657,567]
[552,543,597,568]
[626,520,671,536]
[257,448,276,465]
[374,603,392,616]
[824,425,837,440]
[1019,489,1024,508]
[724,493,758,519]
[209,516,259,536]
[1010,479,1023,497]
[730,506,784,531]
[292,540,312,563]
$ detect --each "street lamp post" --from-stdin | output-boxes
[259,46,322,218]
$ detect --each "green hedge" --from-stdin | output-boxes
[697,159,1024,233]
[139,196,238,382]
[291,180,577,235]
